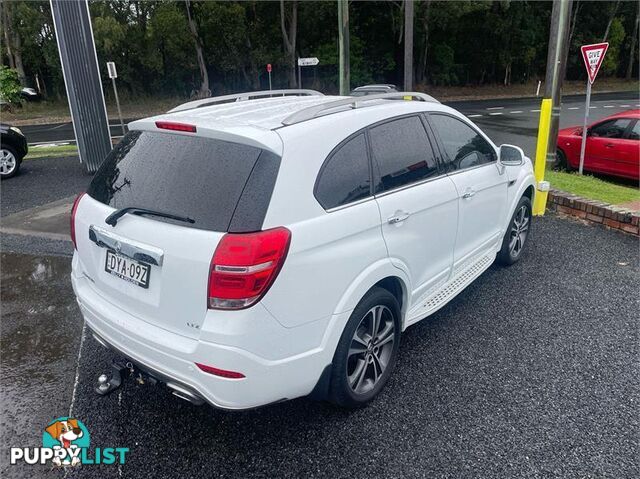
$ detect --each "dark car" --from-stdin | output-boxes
[349,84,398,97]
[1,123,28,178]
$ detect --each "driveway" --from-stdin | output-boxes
[1,214,638,479]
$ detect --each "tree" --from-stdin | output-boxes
[2,1,26,83]
[625,9,639,80]
[280,0,298,87]
[185,0,210,98]
[602,0,621,42]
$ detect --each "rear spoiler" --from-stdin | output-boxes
[127,118,283,156]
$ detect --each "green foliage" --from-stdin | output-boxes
[2,0,637,98]
[0,66,22,104]
[601,18,625,76]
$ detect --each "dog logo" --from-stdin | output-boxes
[42,417,90,467]
[10,416,128,467]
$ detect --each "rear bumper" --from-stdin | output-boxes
[71,259,335,410]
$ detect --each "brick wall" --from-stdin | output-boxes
[546,189,639,236]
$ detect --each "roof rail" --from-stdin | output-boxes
[168,89,324,113]
[281,92,439,126]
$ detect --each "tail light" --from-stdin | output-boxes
[155,121,197,133]
[70,192,86,250]
[208,227,291,310]
[195,363,245,379]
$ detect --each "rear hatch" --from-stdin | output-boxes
[74,129,281,338]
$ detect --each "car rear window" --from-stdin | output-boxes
[88,131,280,232]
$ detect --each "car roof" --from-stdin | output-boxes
[128,95,447,155]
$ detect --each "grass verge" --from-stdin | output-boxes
[25,144,78,160]
[545,170,639,205]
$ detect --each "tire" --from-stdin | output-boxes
[328,287,401,408]
[0,145,21,179]
[497,196,532,266]
[556,148,573,172]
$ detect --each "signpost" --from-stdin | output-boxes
[297,57,319,89]
[578,42,609,175]
[106,61,125,136]
[266,63,272,91]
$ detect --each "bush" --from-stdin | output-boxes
[0,66,23,105]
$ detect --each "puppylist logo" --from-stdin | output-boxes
[10,417,129,467]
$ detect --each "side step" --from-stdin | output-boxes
[406,250,495,325]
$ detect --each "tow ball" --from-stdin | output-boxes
[95,359,157,396]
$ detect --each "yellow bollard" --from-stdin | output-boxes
[533,99,553,216]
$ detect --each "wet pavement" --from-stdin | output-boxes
[1,214,638,478]
[0,253,83,477]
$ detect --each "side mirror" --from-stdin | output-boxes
[499,144,524,166]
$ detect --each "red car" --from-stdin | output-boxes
[556,110,640,181]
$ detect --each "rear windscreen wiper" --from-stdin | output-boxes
[105,207,195,227]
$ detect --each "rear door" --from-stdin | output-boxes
[74,130,279,338]
[369,115,458,306]
[427,113,507,267]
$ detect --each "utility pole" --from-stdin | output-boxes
[403,0,414,91]
[532,0,572,216]
[338,0,350,95]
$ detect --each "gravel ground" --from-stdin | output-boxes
[2,214,637,478]
[0,156,90,217]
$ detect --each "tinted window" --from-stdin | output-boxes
[430,114,496,171]
[315,134,371,209]
[88,131,275,232]
[368,116,439,193]
[591,118,631,139]
[628,121,640,140]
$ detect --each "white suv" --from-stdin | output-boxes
[71,90,535,410]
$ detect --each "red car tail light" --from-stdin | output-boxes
[208,227,291,310]
[70,192,86,250]
[195,363,245,379]
[155,121,197,133]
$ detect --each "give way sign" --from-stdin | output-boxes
[580,42,609,84]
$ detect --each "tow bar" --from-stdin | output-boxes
[95,359,158,396]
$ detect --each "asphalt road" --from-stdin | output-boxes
[20,91,640,157]
[1,214,638,478]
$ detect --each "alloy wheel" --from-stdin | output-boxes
[509,205,530,257]
[346,304,395,395]
[0,149,17,176]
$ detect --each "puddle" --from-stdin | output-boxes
[0,253,83,468]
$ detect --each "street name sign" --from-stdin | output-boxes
[580,43,609,84]
[106,61,117,79]
[298,57,319,67]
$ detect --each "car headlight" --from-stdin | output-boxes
[9,126,23,136]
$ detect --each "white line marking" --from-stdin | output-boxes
[28,135,123,147]
[489,112,503,116]
[68,323,87,417]
[620,104,630,107]
[636,104,640,107]
[510,110,523,114]
[486,106,504,110]
[568,107,579,110]
[530,109,540,112]
[589,106,598,109]
[603,105,614,108]
[467,114,483,118]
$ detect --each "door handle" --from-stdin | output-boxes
[387,211,410,224]
[462,188,476,199]
[605,143,615,148]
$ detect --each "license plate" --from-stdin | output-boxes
[105,250,151,288]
